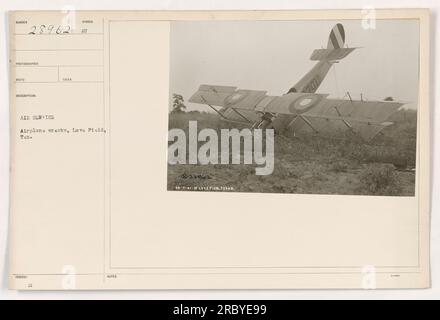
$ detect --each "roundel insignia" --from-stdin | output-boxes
[231,93,242,101]
[288,94,321,114]
[224,91,247,106]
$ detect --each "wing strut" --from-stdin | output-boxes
[287,115,299,128]
[333,106,353,130]
[200,95,229,120]
[299,115,319,133]
[200,95,250,125]
[230,108,253,123]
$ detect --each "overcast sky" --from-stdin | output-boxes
[170,19,419,111]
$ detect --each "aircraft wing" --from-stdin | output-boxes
[188,84,237,107]
[188,84,266,123]
[188,84,404,140]
[287,98,404,141]
[267,96,404,141]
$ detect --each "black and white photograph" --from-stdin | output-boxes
[168,19,419,196]
[0,5,435,298]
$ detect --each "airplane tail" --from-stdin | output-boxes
[310,23,356,61]
[288,24,356,94]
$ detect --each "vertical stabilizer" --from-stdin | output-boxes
[288,24,356,94]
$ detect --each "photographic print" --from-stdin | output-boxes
[8,10,430,291]
[168,19,419,196]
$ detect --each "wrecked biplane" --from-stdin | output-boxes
[188,23,405,141]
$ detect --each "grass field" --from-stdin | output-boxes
[167,109,417,196]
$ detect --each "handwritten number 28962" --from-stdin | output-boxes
[28,25,71,35]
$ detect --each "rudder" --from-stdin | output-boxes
[327,23,346,49]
